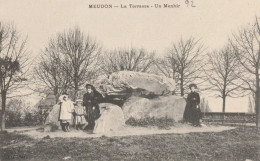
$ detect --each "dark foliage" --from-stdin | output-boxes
[125,117,175,129]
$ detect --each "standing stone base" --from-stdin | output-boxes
[122,95,186,122]
[93,103,125,134]
[44,104,61,132]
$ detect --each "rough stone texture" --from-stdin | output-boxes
[44,104,61,132]
[93,103,125,134]
[122,95,186,122]
[94,71,175,97]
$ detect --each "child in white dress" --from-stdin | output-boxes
[58,93,74,132]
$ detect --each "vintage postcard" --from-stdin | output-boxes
[0,0,259,160]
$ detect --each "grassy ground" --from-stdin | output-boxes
[0,126,259,161]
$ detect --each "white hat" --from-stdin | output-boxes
[76,99,83,102]
[59,94,69,102]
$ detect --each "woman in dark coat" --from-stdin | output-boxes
[183,84,202,126]
[83,84,102,130]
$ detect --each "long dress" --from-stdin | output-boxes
[59,101,74,123]
[74,104,87,125]
[183,91,201,125]
[83,92,101,129]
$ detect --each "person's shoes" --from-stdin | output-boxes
[79,125,84,130]
[62,127,67,132]
[193,124,202,127]
[85,124,93,130]
[65,123,71,132]
[61,124,67,132]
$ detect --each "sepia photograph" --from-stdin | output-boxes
[0,0,260,160]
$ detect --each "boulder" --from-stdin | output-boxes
[122,95,186,122]
[44,104,61,132]
[94,71,175,97]
[93,103,125,134]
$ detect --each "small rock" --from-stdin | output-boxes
[63,156,72,160]
[43,135,51,139]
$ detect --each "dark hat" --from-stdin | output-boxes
[85,84,93,89]
[61,92,69,96]
[189,84,197,89]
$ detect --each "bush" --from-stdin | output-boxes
[4,98,46,127]
[5,110,44,127]
[24,111,44,126]
[125,116,175,129]
[6,110,23,127]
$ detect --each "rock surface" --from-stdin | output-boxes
[94,71,175,97]
[44,104,61,132]
[122,95,186,122]
[93,103,125,134]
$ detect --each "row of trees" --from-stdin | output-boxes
[1,17,260,131]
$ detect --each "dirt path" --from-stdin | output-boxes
[6,124,236,139]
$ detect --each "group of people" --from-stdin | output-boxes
[57,83,202,132]
[58,84,102,132]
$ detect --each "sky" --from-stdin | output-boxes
[0,0,260,112]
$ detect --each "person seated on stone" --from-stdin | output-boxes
[83,84,102,130]
[73,99,87,130]
[183,84,202,127]
[58,93,74,132]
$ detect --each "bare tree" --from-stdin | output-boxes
[156,37,205,96]
[34,41,72,103]
[0,22,29,131]
[230,17,260,128]
[154,53,177,80]
[34,27,101,101]
[100,48,155,75]
[204,45,242,113]
[56,27,101,101]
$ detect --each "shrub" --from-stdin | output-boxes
[5,98,46,127]
[5,110,23,127]
[125,116,175,129]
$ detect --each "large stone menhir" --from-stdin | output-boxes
[94,71,176,98]
[94,103,125,134]
[92,71,185,122]
[44,104,61,132]
[122,95,186,122]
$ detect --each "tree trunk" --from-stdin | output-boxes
[1,91,7,131]
[255,89,260,129]
[55,95,59,104]
[222,95,226,124]
[74,85,78,101]
[180,74,184,96]
[255,73,260,129]
[54,88,59,104]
